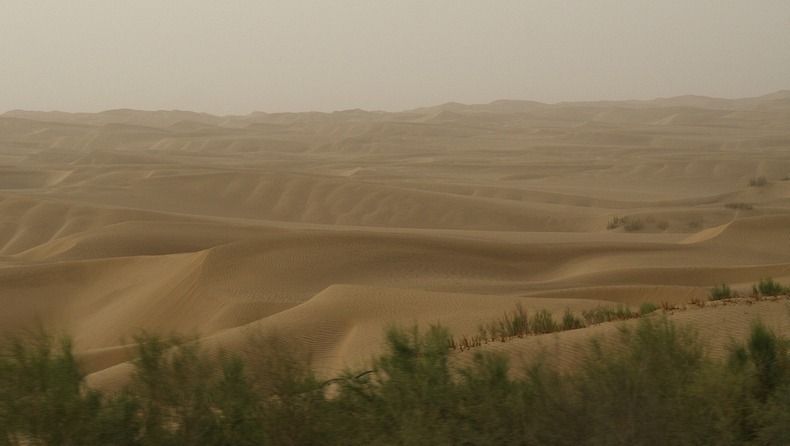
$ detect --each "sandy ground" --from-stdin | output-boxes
[1,92,789,389]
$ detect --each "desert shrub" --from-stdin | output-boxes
[755,384,790,444]
[730,322,790,399]
[455,352,534,444]
[607,215,625,230]
[125,333,230,444]
[639,301,659,315]
[687,217,704,229]
[561,309,584,330]
[111,333,254,445]
[581,304,636,325]
[745,321,788,400]
[709,283,734,301]
[609,215,669,232]
[607,215,629,229]
[752,277,789,296]
[726,321,790,442]
[480,304,530,342]
[725,202,753,210]
[624,219,644,232]
[330,324,464,445]
[253,344,326,445]
[0,331,106,445]
[748,176,768,187]
[449,333,484,351]
[209,356,266,444]
[10,315,790,445]
[332,324,548,445]
[506,303,530,338]
[123,332,329,445]
[530,309,558,334]
[570,316,726,445]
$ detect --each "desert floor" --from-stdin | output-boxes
[2,92,789,389]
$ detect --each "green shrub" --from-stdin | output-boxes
[480,304,530,342]
[8,313,790,445]
[530,309,558,334]
[582,304,636,325]
[639,302,659,315]
[609,215,667,232]
[119,333,260,445]
[745,321,788,400]
[572,316,727,444]
[748,176,768,187]
[561,309,584,330]
[332,324,464,445]
[756,384,790,444]
[709,283,734,301]
[607,215,625,230]
[727,321,790,441]
[607,215,639,230]
[624,219,644,232]
[752,277,789,296]
[0,331,106,445]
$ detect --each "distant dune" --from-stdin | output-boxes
[2,92,789,390]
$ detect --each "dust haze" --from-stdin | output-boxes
[2,1,789,114]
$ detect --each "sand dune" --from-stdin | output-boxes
[2,92,790,390]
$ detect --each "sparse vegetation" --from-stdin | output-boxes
[607,215,669,232]
[725,202,753,210]
[0,332,105,445]
[530,309,558,334]
[478,303,530,342]
[624,219,644,232]
[748,175,768,187]
[709,283,734,301]
[639,301,659,315]
[687,216,704,229]
[708,278,790,301]
[607,215,626,230]
[471,303,648,347]
[561,308,585,330]
[752,277,790,296]
[582,303,637,325]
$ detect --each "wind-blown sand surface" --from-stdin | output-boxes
[2,92,790,389]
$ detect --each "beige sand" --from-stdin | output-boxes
[2,92,790,389]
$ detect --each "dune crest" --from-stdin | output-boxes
[679,220,734,244]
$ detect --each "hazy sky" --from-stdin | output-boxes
[2,1,789,115]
